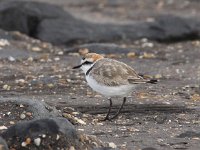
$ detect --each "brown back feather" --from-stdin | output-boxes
[90,58,145,86]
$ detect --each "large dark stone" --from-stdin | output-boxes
[65,43,132,54]
[1,118,79,149]
[177,131,200,138]
[0,1,200,46]
[0,98,59,119]
[1,118,75,139]
[0,1,73,37]
[143,15,200,42]
[36,14,200,45]
[0,137,8,150]
[1,117,105,149]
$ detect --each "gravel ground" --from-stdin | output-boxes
[0,35,200,149]
[1,0,200,149]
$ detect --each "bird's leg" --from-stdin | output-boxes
[102,98,112,121]
[110,97,126,120]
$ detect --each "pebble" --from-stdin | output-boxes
[68,52,80,56]
[56,134,60,140]
[21,142,27,147]
[127,127,139,132]
[108,142,117,148]
[192,137,200,140]
[32,47,41,52]
[127,52,136,58]
[3,84,11,90]
[78,128,84,131]
[6,112,11,116]
[69,146,75,150]
[140,52,156,59]
[142,42,154,48]
[94,94,102,98]
[47,83,54,88]
[54,57,60,61]
[155,74,162,79]
[26,112,32,116]
[25,138,31,145]
[57,51,64,55]
[92,141,98,147]
[19,104,24,108]
[71,112,79,115]
[191,94,200,101]
[15,79,26,84]
[0,39,10,46]
[141,38,148,43]
[8,56,16,61]
[9,121,15,125]
[34,138,41,146]
[74,117,86,125]
[27,57,34,62]
[20,113,26,119]
[66,79,72,83]
[41,134,46,138]
[0,125,7,130]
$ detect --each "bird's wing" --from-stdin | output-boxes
[90,59,145,86]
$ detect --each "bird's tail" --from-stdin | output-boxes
[128,78,158,84]
[138,74,158,84]
[146,79,158,84]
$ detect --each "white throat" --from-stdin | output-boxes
[81,63,95,75]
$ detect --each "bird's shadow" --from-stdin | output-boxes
[74,103,193,115]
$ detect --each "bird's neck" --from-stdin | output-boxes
[81,63,95,75]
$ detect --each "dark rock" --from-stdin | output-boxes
[0,1,200,46]
[1,118,75,139]
[66,43,132,54]
[0,137,8,150]
[1,118,80,149]
[35,13,200,45]
[0,98,105,149]
[1,118,104,149]
[36,18,119,45]
[177,131,200,138]
[144,15,200,42]
[0,98,59,119]
[0,1,73,37]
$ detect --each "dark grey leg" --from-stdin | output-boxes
[103,98,112,121]
[110,97,126,120]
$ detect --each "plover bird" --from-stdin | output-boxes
[73,53,157,121]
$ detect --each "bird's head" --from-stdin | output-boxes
[73,53,104,73]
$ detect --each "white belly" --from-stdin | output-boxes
[86,76,135,97]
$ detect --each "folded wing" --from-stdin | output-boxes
[90,59,147,86]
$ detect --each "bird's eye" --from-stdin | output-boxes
[82,57,85,60]
[83,61,93,65]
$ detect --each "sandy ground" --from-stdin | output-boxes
[1,0,200,149]
[1,36,200,149]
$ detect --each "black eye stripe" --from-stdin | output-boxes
[83,61,93,65]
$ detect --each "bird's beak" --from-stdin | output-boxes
[72,64,82,69]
